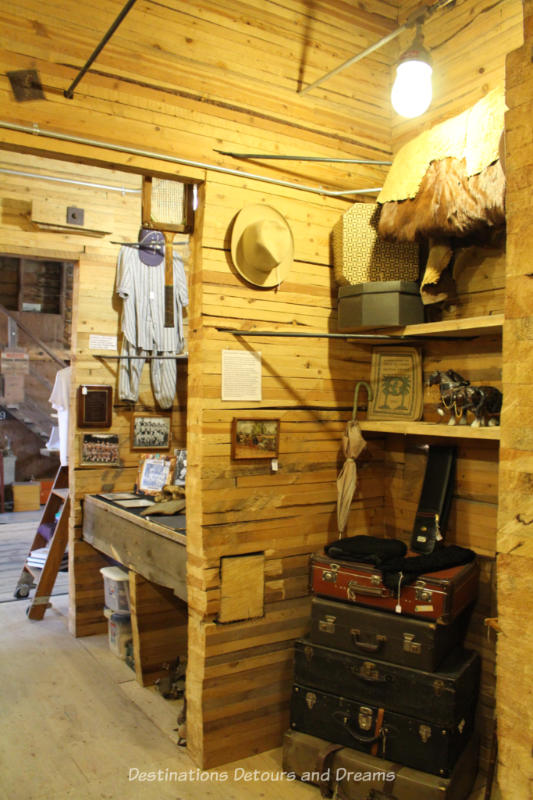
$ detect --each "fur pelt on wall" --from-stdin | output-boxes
[378,157,505,243]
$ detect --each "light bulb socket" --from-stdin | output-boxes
[397,25,432,68]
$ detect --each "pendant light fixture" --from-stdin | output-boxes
[391,25,433,118]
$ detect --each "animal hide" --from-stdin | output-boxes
[378,157,506,243]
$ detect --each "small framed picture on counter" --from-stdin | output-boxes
[137,454,175,495]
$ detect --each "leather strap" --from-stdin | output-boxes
[315,742,344,798]
[380,763,401,796]
[371,707,385,756]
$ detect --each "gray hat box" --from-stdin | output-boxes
[337,280,424,331]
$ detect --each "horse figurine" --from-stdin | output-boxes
[428,369,502,427]
[428,369,471,425]
[463,384,503,427]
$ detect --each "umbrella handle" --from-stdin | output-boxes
[352,381,372,420]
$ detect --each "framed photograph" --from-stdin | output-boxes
[173,449,187,486]
[131,413,171,451]
[80,433,120,466]
[367,347,423,421]
[137,454,175,495]
[77,385,112,428]
[231,418,280,460]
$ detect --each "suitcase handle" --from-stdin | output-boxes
[332,711,382,745]
[347,580,389,599]
[351,628,387,653]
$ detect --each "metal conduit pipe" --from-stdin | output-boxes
[0,167,141,194]
[0,121,382,198]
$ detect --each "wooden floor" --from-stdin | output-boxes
[0,591,494,800]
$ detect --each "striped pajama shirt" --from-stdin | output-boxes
[116,245,188,410]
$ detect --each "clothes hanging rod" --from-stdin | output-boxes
[94,354,188,360]
[218,328,410,341]
[110,240,188,249]
[214,151,392,165]
[64,0,138,99]
[298,0,455,95]
[217,328,476,341]
[0,121,380,199]
[0,167,141,194]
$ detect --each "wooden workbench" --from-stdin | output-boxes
[82,494,188,685]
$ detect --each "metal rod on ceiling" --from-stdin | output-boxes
[64,0,138,99]
[214,150,392,165]
[0,121,381,198]
[299,26,409,96]
[298,0,455,96]
[0,167,141,194]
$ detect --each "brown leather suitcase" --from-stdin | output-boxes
[282,729,479,800]
[311,553,478,624]
[310,596,472,671]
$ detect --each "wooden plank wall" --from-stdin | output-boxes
[496,3,533,796]
[186,172,385,767]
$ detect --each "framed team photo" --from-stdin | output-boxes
[131,413,171,451]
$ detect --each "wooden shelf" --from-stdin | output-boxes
[359,420,501,440]
[52,488,69,500]
[345,314,504,339]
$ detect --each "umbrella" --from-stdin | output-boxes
[336,381,372,538]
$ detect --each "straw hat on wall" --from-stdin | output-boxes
[231,204,294,288]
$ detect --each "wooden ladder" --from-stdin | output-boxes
[14,465,69,620]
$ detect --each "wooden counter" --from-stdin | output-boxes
[82,495,188,685]
[82,494,187,602]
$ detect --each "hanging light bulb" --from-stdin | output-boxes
[391,25,433,118]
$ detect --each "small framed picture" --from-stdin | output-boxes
[231,418,280,460]
[80,433,120,466]
[77,385,112,428]
[131,413,171,451]
[137,454,175,495]
[173,449,187,486]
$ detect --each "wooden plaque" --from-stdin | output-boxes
[76,385,112,428]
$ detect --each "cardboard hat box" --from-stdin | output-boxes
[338,280,424,331]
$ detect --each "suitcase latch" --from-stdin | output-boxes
[360,661,380,681]
[402,633,422,654]
[415,581,433,602]
[322,564,339,583]
[433,678,445,696]
[318,615,336,634]
[305,692,317,710]
[419,724,432,743]
[358,706,373,731]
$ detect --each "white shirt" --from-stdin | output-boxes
[49,366,71,466]
[116,246,188,352]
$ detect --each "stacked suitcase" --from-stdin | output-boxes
[285,555,481,798]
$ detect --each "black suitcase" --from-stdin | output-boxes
[282,729,479,800]
[294,639,480,727]
[310,596,471,671]
[290,683,475,777]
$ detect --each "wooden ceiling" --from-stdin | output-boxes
[0,1,524,193]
